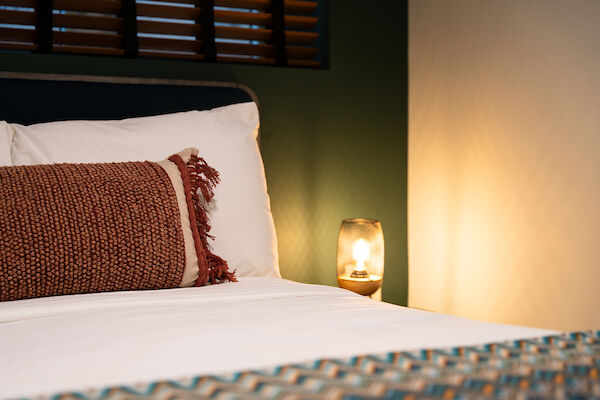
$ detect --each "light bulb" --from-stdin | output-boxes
[352,239,370,272]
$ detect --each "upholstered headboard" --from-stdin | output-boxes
[0,72,257,125]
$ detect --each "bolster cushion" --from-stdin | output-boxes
[0,148,236,301]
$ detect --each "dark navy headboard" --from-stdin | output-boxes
[0,72,257,125]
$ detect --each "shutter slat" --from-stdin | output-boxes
[215,0,270,9]
[286,29,317,44]
[214,0,316,14]
[54,44,124,55]
[137,20,200,36]
[0,41,36,50]
[217,41,316,59]
[137,0,196,5]
[53,14,122,31]
[0,9,35,25]
[217,25,268,41]
[0,26,35,42]
[218,54,275,64]
[53,0,121,14]
[214,25,316,44]
[139,36,199,52]
[137,3,200,20]
[284,14,316,30]
[53,30,122,47]
[285,0,317,14]
[139,50,205,60]
[0,0,35,7]
[152,0,317,13]
[215,9,269,26]
[214,9,316,30]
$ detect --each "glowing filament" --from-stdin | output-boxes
[352,239,370,271]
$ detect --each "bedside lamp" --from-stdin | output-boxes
[337,218,384,297]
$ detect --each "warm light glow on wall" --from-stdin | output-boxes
[409,0,600,331]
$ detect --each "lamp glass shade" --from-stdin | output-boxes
[336,218,384,296]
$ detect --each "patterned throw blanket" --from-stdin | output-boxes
[44,331,599,399]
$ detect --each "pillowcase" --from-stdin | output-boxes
[10,102,280,278]
[0,121,13,166]
[0,148,235,301]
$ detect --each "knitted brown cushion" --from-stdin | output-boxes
[0,148,236,301]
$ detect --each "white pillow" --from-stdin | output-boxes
[10,102,280,278]
[0,121,13,166]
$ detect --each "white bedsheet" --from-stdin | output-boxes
[0,278,556,398]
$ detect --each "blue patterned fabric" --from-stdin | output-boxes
[42,331,599,400]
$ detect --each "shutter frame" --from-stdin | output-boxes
[0,0,323,68]
[35,0,52,53]
[198,0,216,61]
[120,0,138,57]
[270,0,286,66]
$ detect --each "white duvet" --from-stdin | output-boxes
[0,278,556,398]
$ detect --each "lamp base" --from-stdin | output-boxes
[350,269,369,278]
[337,274,382,297]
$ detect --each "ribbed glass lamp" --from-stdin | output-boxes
[336,219,384,297]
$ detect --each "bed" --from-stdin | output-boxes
[0,73,597,399]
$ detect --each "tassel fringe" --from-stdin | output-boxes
[188,154,237,284]
[171,153,237,285]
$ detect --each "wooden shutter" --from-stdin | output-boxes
[212,0,320,67]
[52,0,124,56]
[0,0,322,67]
[136,0,205,60]
[0,0,37,51]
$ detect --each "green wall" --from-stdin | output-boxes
[0,0,408,305]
